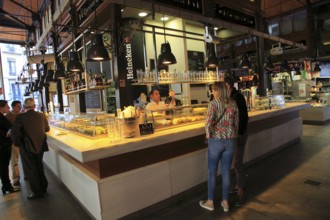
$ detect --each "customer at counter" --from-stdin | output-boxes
[11,98,50,200]
[0,100,20,195]
[224,76,249,206]
[200,82,239,212]
[146,89,176,111]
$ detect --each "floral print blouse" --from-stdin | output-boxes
[205,98,239,139]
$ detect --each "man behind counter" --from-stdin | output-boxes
[146,89,176,111]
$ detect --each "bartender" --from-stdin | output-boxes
[146,89,176,111]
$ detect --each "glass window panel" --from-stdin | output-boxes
[293,12,306,32]
[281,17,292,35]
[268,22,279,36]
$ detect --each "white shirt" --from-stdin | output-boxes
[146,100,168,111]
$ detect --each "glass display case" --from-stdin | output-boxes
[48,112,109,139]
[146,104,208,131]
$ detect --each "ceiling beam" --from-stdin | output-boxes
[0,8,33,30]
[9,0,40,19]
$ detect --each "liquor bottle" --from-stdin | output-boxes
[101,71,107,85]
[81,72,86,88]
[89,69,94,87]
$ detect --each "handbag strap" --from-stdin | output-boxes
[214,108,226,126]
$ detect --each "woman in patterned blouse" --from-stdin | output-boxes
[200,81,239,212]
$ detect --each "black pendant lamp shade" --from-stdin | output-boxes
[239,53,251,69]
[38,76,45,88]
[54,58,66,80]
[24,86,30,96]
[206,43,218,68]
[264,56,274,72]
[44,70,54,84]
[158,42,177,65]
[280,60,290,72]
[314,63,321,72]
[67,51,84,72]
[86,34,110,61]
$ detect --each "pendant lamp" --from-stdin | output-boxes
[66,1,84,73]
[44,70,54,85]
[54,57,66,79]
[264,56,274,72]
[86,0,110,61]
[314,63,321,72]
[67,51,84,73]
[158,42,177,65]
[239,53,251,69]
[280,60,290,72]
[157,15,177,65]
[205,43,218,68]
[87,33,110,61]
[38,75,45,88]
[23,86,30,96]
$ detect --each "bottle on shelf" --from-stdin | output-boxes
[89,69,94,87]
[81,72,86,88]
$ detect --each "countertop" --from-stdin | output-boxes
[47,102,311,163]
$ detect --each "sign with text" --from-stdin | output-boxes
[139,123,154,136]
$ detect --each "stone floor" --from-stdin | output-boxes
[1,122,330,220]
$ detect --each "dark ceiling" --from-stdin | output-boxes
[0,0,328,46]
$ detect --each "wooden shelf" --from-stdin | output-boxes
[131,80,216,86]
[65,87,88,95]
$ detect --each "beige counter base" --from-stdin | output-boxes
[300,106,330,124]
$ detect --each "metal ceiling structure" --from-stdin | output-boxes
[0,0,44,45]
[0,0,328,46]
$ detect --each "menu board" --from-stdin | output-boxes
[85,90,102,109]
[188,51,204,71]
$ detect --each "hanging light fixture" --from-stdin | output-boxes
[280,59,290,72]
[86,0,110,61]
[66,1,84,73]
[157,15,177,65]
[314,63,321,72]
[264,56,274,72]
[53,57,66,80]
[87,34,110,61]
[239,53,251,69]
[44,70,54,85]
[205,43,218,68]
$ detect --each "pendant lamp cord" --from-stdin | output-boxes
[94,0,97,33]
[163,14,166,42]
[70,0,76,51]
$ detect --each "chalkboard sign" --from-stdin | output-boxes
[188,51,205,71]
[85,90,102,109]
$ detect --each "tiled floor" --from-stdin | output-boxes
[1,122,330,220]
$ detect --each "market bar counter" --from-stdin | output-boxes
[44,103,310,220]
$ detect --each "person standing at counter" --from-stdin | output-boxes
[200,82,239,212]
[224,76,249,206]
[146,89,175,111]
[0,100,20,195]
[11,98,50,200]
[5,100,25,186]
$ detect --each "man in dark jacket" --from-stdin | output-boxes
[11,98,50,199]
[224,76,249,206]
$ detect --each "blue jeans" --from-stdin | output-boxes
[207,138,235,201]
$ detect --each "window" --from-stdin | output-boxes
[281,16,292,35]
[268,21,279,36]
[7,58,16,76]
[6,44,15,53]
[293,11,307,32]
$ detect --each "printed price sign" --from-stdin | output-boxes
[139,123,154,136]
